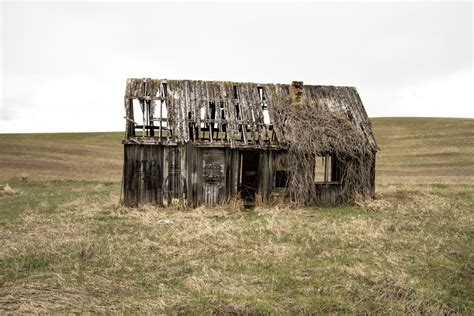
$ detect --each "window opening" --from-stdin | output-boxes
[259,88,271,125]
[220,103,226,132]
[233,85,238,99]
[161,100,168,128]
[258,87,264,101]
[275,170,289,188]
[274,154,289,188]
[210,102,217,129]
[315,155,337,183]
[200,106,206,129]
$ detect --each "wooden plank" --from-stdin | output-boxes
[195,80,202,141]
[124,98,135,138]
[251,83,261,142]
[207,82,215,143]
[181,81,189,143]
[186,142,193,206]
[196,147,203,205]
[268,150,275,201]
[188,80,196,141]
[237,84,248,145]
[166,81,175,142]
[259,150,269,202]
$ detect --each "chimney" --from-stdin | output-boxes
[289,81,304,111]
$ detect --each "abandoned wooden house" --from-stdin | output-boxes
[121,78,377,207]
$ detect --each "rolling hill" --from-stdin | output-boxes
[0,117,472,183]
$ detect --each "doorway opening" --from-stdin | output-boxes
[239,151,260,205]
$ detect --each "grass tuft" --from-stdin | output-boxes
[0,184,21,197]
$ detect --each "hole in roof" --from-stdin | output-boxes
[233,86,238,99]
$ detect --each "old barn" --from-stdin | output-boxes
[121,78,377,207]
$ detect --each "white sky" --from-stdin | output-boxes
[0,1,472,133]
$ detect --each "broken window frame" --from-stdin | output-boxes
[273,153,290,188]
[314,155,340,184]
[125,81,278,145]
[128,81,173,139]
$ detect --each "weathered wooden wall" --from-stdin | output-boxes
[122,144,367,207]
[123,144,243,207]
[123,144,187,207]
[122,144,164,206]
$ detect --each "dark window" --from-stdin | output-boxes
[275,170,289,188]
[220,103,226,132]
[235,103,240,120]
[233,85,240,120]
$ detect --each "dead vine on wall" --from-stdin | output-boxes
[280,102,376,206]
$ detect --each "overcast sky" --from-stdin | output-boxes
[1,1,472,133]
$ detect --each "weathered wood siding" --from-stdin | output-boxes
[315,185,341,205]
[122,144,164,206]
[122,144,363,207]
[123,144,188,207]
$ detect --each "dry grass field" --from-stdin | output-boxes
[0,118,473,313]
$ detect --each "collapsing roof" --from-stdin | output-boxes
[124,78,377,152]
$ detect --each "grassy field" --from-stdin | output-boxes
[0,118,472,313]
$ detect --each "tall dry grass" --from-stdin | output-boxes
[1,181,472,313]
